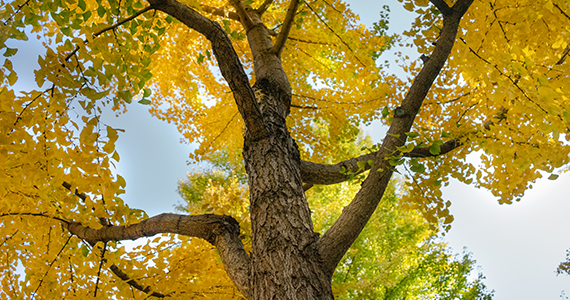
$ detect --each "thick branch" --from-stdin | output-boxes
[66,213,252,299]
[430,0,452,16]
[147,0,266,140]
[228,0,255,30]
[403,140,460,158]
[316,0,474,278]
[300,153,375,185]
[271,0,299,57]
[300,140,461,185]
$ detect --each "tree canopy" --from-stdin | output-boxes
[0,0,569,298]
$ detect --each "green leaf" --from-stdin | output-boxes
[83,11,92,21]
[405,132,419,139]
[382,106,389,118]
[7,71,17,86]
[81,245,89,257]
[61,27,72,36]
[3,48,17,57]
[429,143,441,155]
[397,143,415,153]
[143,88,151,97]
[78,0,87,11]
[389,158,404,166]
[97,5,107,18]
[441,131,453,139]
[197,53,205,64]
[244,0,254,5]
[410,163,425,173]
[548,174,559,180]
[138,99,151,105]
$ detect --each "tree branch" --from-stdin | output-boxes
[256,0,274,15]
[300,141,462,185]
[228,0,255,30]
[147,0,267,141]
[316,0,474,278]
[66,213,252,299]
[65,6,154,62]
[403,140,460,158]
[271,0,299,56]
[430,0,452,16]
[109,264,168,297]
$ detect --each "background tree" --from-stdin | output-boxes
[0,0,569,299]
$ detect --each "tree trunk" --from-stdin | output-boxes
[243,79,334,299]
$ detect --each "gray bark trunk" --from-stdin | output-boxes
[243,79,334,299]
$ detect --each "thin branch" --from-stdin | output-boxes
[62,181,87,201]
[430,0,452,16]
[459,37,548,114]
[93,242,107,297]
[109,264,168,297]
[305,1,365,67]
[291,104,318,110]
[256,0,275,15]
[271,0,299,56]
[32,235,72,297]
[0,212,70,224]
[13,90,47,127]
[65,6,154,62]
[554,3,570,20]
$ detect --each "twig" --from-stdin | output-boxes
[65,6,154,62]
[256,0,275,15]
[271,0,299,56]
[93,242,108,297]
[32,235,72,298]
[305,2,365,67]
[109,264,168,297]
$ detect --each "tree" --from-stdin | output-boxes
[0,0,569,299]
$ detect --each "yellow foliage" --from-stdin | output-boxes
[0,0,568,297]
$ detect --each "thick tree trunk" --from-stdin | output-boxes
[243,79,334,299]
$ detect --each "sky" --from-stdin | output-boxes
[5,1,570,299]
